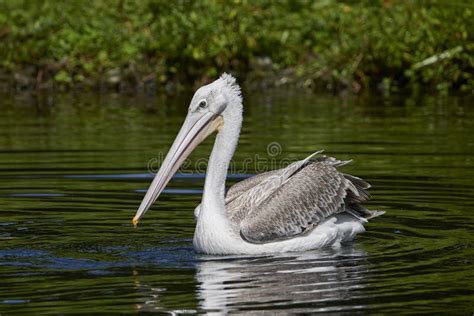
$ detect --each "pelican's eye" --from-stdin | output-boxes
[198,99,207,109]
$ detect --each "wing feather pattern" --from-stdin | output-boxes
[225,151,323,226]
[237,156,373,244]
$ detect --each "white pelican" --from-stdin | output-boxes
[132,73,383,255]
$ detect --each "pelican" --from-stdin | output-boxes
[132,73,383,255]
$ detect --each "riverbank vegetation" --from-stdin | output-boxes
[0,0,472,94]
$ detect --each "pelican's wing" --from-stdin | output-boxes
[238,156,374,244]
[225,151,323,225]
[224,169,282,204]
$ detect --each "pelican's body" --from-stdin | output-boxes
[133,74,383,255]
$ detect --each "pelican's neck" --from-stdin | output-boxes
[202,115,241,211]
[194,114,242,254]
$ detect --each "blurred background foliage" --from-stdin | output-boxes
[0,0,472,94]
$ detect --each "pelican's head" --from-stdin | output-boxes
[132,73,242,226]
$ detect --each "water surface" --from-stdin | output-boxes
[0,91,473,314]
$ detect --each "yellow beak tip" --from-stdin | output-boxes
[132,216,139,228]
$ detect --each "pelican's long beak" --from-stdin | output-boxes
[132,111,223,226]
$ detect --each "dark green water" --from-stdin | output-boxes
[0,91,473,314]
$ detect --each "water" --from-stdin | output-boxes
[0,91,473,314]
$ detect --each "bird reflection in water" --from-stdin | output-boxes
[132,246,369,313]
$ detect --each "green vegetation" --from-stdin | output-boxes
[0,0,472,93]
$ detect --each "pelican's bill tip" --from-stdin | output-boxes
[132,216,139,228]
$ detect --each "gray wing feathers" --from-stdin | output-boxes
[239,156,373,244]
[225,150,324,224]
[225,169,281,204]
